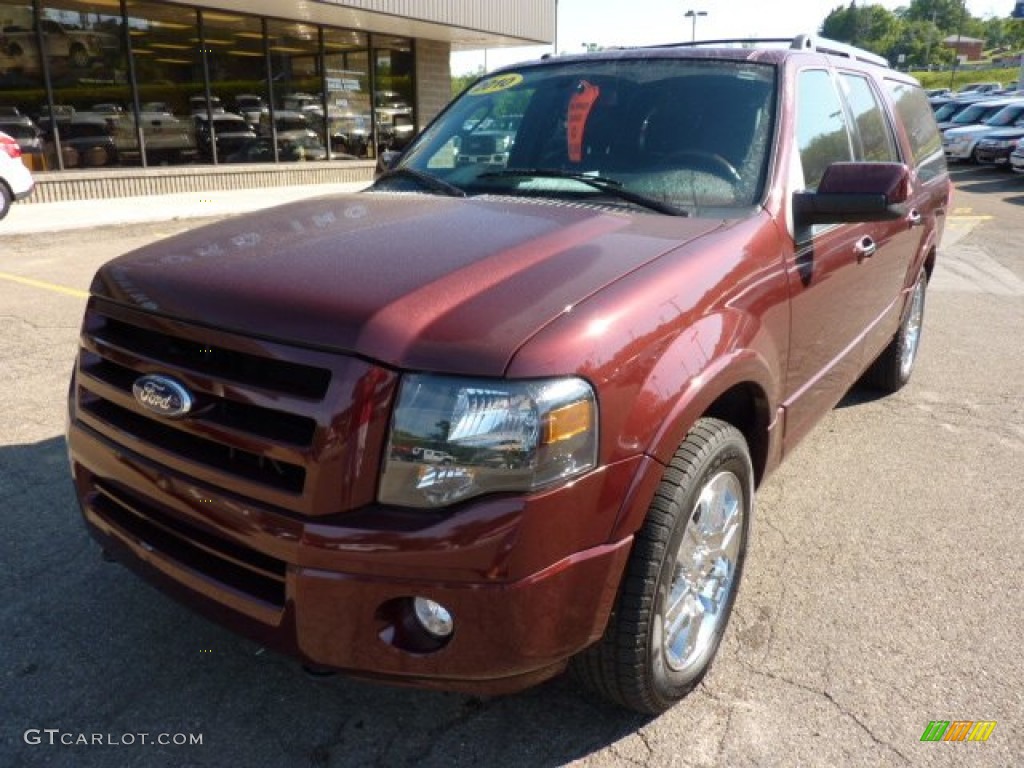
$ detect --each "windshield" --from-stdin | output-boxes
[986,104,1024,126]
[397,58,776,212]
[934,102,966,121]
[954,104,999,124]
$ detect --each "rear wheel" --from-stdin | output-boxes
[571,418,752,714]
[863,269,927,393]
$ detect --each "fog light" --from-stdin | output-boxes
[412,597,454,638]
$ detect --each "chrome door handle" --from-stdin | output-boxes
[907,209,923,227]
[855,236,877,260]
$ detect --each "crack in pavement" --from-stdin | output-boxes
[714,704,735,766]
[741,663,912,766]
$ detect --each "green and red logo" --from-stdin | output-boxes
[920,721,997,742]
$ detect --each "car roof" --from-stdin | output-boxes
[490,34,895,75]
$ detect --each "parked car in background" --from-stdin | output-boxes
[0,109,44,160]
[234,94,265,126]
[114,110,197,165]
[956,82,1002,95]
[931,98,971,120]
[188,95,226,115]
[224,135,326,163]
[942,100,1024,161]
[937,98,1018,132]
[455,114,521,167]
[282,92,321,115]
[0,129,35,219]
[1,18,107,70]
[1009,136,1024,172]
[258,110,327,159]
[193,111,256,161]
[973,127,1024,166]
[45,115,119,167]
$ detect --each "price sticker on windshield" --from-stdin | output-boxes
[567,80,601,163]
[468,73,524,96]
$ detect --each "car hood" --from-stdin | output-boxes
[979,126,1024,140]
[90,192,724,375]
[944,123,995,138]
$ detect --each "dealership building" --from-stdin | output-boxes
[0,0,553,201]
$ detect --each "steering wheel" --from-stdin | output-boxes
[667,150,742,183]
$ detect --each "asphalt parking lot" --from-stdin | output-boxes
[1,165,1021,767]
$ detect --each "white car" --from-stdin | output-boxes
[1010,136,1024,173]
[942,99,1024,161]
[0,131,35,220]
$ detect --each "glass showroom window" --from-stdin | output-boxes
[0,0,47,169]
[34,0,133,169]
[196,9,265,163]
[124,1,201,165]
[372,35,414,155]
[265,18,326,162]
[323,27,370,159]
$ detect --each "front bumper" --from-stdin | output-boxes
[974,146,1014,165]
[69,421,646,694]
[943,139,976,161]
[1010,151,1024,173]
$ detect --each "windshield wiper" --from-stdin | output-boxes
[373,167,467,198]
[478,168,688,216]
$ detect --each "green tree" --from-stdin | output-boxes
[451,67,484,99]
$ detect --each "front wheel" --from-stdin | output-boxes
[863,269,927,393]
[571,418,752,714]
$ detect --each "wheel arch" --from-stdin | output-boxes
[608,343,778,543]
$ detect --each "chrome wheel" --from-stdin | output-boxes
[663,470,743,673]
[899,277,925,381]
[570,418,751,714]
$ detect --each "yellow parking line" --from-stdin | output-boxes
[0,270,88,298]
[948,215,995,221]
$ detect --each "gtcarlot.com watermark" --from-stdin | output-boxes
[24,729,203,747]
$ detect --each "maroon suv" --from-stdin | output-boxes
[68,35,949,714]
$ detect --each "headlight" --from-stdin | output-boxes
[379,375,598,508]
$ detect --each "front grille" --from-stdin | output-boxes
[87,314,331,399]
[72,298,404,519]
[75,302,331,502]
[81,395,306,493]
[72,297,399,612]
[93,480,287,608]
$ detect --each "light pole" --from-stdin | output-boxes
[684,10,707,43]
[949,0,967,91]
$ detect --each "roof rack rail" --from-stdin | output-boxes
[643,34,890,68]
[790,34,889,67]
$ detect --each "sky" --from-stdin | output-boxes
[451,0,1011,74]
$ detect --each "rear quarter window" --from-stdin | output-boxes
[885,80,946,182]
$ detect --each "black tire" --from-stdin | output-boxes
[571,417,752,714]
[862,269,927,393]
[0,183,12,221]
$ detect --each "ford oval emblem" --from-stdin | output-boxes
[132,375,193,418]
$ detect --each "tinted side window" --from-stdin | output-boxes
[885,81,946,182]
[796,70,853,190]
[839,73,898,162]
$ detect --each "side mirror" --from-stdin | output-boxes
[375,149,401,177]
[793,162,911,225]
